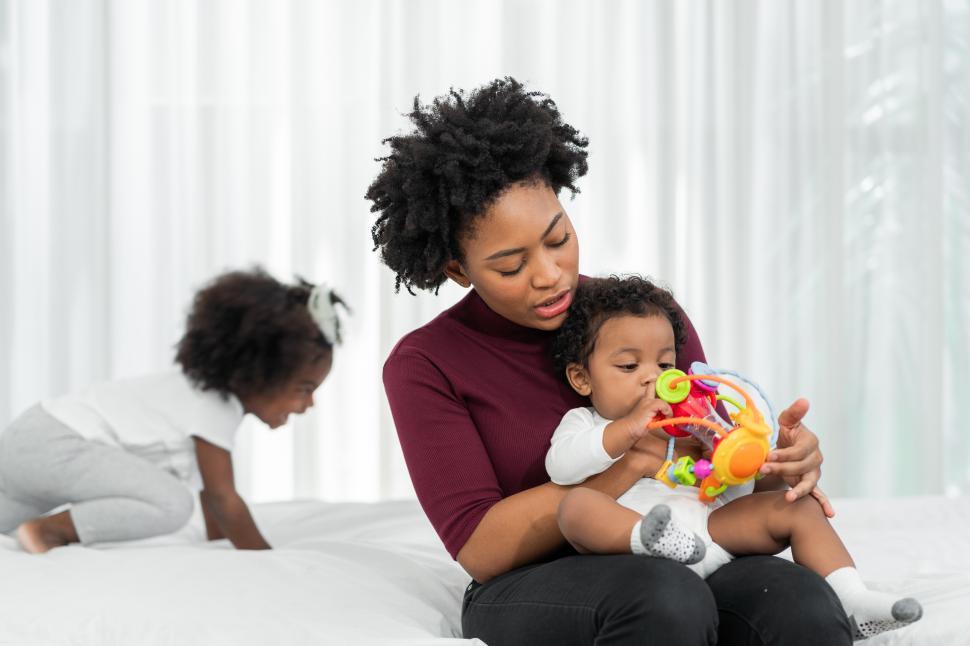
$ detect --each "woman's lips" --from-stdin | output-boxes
[535,289,573,319]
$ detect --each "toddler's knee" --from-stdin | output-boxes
[157,485,194,533]
[556,488,595,533]
[788,493,827,523]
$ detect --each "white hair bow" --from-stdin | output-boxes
[308,283,340,345]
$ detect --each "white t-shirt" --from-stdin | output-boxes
[41,370,245,490]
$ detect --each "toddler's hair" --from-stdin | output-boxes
[551,275,687,378]
[175,267,345,399]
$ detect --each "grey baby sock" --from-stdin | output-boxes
[630,504,705,565]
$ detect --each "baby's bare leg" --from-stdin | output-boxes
[708,490,852,575]
[558,488,705,563]
[557,487,641,554]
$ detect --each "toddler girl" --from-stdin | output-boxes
[0,268,345,552]
[547,275,922,641]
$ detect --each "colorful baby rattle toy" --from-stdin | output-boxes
[648,362,777,503]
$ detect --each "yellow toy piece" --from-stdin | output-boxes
[710,424,770,486]
[654,459,677,488]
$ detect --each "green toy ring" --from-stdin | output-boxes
[656,369,691,404]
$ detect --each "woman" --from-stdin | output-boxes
[366,78,851,645]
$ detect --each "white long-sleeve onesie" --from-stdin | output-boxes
[546,406,747,578]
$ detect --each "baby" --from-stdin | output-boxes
[546,275,922,641]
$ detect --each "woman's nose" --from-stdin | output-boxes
[530,250,561,289]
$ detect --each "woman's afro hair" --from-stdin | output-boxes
[551,275,688,378]
[175,267,344,399]
[365,77,589,294]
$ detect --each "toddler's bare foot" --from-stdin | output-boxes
[16,518,71,553]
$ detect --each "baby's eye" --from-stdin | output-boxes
[659,362,675,370]
[616,363,638,372]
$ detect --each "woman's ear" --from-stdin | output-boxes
[565,363,592,396]
[443,260,471,288]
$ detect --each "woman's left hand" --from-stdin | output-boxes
[759,398,836,518]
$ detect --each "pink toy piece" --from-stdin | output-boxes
[694,460,713,479]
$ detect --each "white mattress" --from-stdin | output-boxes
[0,495,966,645]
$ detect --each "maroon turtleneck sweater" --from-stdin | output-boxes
[383,287,712,559]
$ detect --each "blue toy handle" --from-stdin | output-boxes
[690,361,779,448]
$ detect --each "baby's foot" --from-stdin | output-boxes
[846,594,923,640]
[638,504,706,564]
[16,518,70,554]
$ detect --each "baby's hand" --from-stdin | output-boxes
[620,395,673,441]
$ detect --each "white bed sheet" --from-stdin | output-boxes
[0,495,966,645]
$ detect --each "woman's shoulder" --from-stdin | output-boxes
[384,291,482,364]
[385,311,457,364]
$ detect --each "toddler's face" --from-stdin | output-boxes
[569,314,676,420]
[242,353,332,429]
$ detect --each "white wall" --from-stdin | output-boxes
[1,0,967,501]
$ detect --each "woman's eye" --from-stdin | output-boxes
[549,232,572,248]
[498,264,524,277]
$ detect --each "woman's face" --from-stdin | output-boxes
[445,181,580,331]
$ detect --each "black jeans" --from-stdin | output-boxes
[461,555,852,645]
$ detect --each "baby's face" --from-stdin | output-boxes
[581,314,676,420]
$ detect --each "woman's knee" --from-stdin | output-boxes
[775,563,849,632]
[709,556,851,645]
[596,556,717,642]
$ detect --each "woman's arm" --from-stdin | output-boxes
[385,347,668,582]
[459,435,666,583]
[194,437,271,550]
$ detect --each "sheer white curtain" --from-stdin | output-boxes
[1,0,966,501]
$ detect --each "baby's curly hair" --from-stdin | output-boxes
[175,268,343,399]
[365,77,589,294]
[551,275,688,378]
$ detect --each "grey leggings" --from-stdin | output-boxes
[0,405,194,544]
